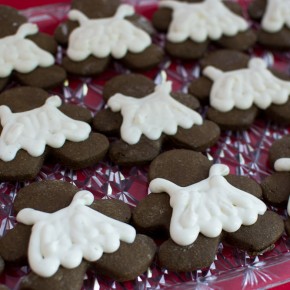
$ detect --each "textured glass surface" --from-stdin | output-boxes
[0,1,290,289]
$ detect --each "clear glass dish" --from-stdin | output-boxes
[0,1,290,289]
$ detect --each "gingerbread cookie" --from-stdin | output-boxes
[261,135,290,235]
[0,5,66,90]
[248,0,290,50]
[93,74,220,166]
[152,0,256,60]
[0,180,156,288]
[55,0,163,75]
[133,149,284,271]
[189,50,290,130]
[0,86,109,181]
[261,136,290,207]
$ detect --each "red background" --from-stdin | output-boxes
[0,0,69,9]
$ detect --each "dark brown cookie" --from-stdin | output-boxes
[132,192,171,237]
[152,0,255,60]
[14,65,67,90]
[248,0,290,50]
[260,136,290,208]
[0,87,109,181]
[62,55,111,77]
[90,199,131,223]
[121,44,164,71]
[109,136,163,167]
[103,73,155,102]
[223,211,284,255]
[206,106,259,131]
[19,262,89,290]
[0,180,156,286]
[93,74,220,166]
[189,50,290,129]
[199,49,250,72]
[148,149,212,185]
[268,136,290,169]
[0,6,66,89]
[264,99,290,125]
[93,234,156,282]
[56,1,163,75]
[166,120,220,151]
[0,5,26,38]
[55,0,121,45]
[159,235,220,272]
[225,174,263,199]
[135,149,274,271]
[261,172,290,207]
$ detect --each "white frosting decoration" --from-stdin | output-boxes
[159,0,248,43]
[150,164,267,246]
[107,81,203,144]
[274,157,290,216]
[203,58,290,112]
[16,190,136,277]
[274,157,290,172]
[0,96,91,162]
[0,23,54,77]
[67,4,152,61]
[262,0,290,32]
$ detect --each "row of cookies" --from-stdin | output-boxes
[0,0,289,91]
[2,49,290,181]
[0,145,288,289]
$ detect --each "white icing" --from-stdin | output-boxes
[160,0,248,43]
[262,0,290,32]
[107,81,203,144]
[16,190,136,277]
[274,157,290,172]
[149,164,267,246]
[274,157,290,216]
[0,23,54,78]
[67,4,151,61]
[0,96,91,162]
[203,58,290,112]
